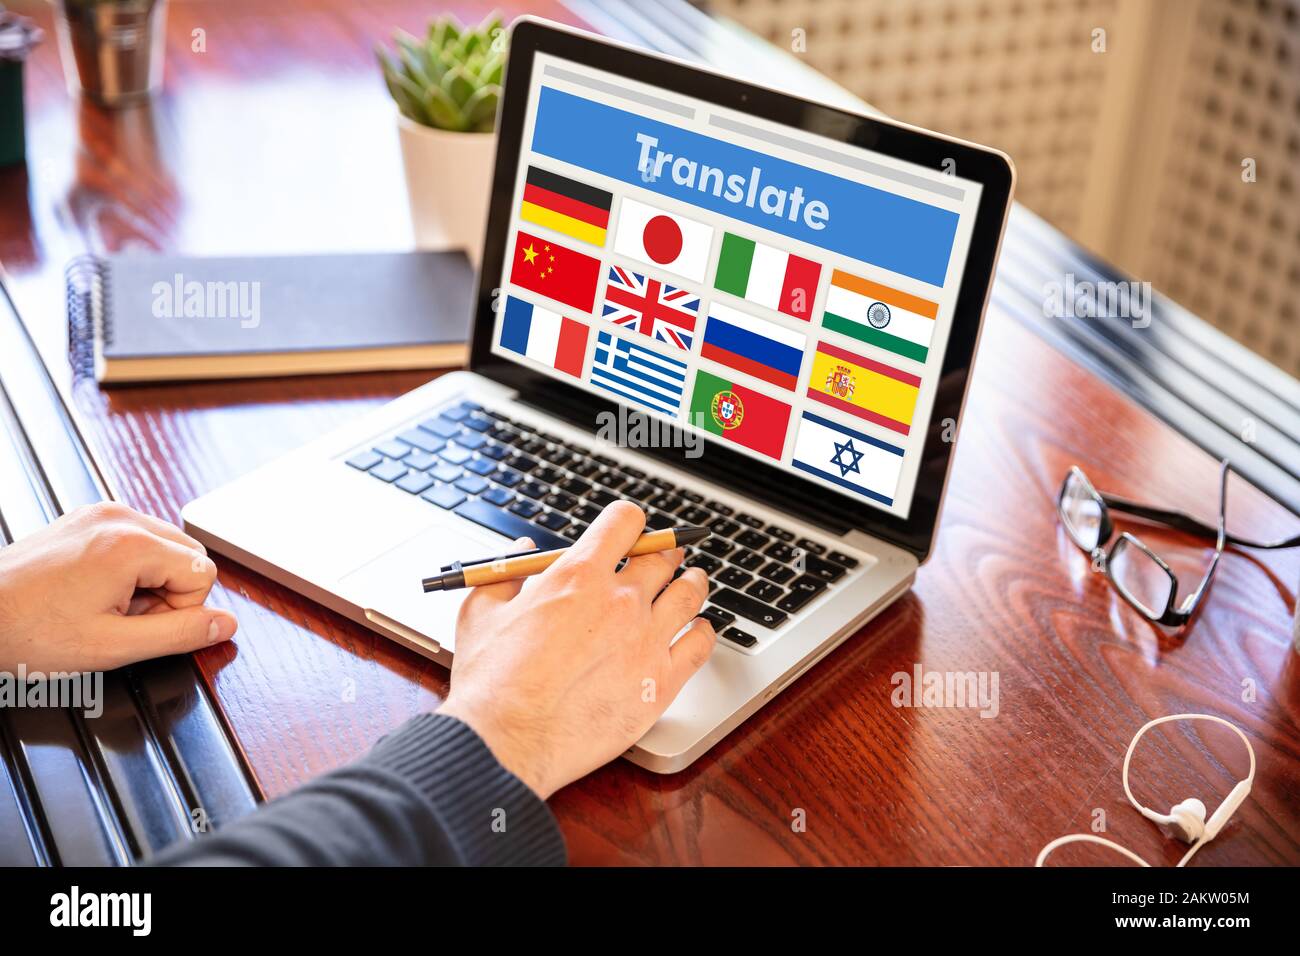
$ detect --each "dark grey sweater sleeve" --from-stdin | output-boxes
[151,713,566,866]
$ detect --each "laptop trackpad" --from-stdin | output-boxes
[338,521,508,645]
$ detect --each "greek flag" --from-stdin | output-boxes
[588,330,687,416]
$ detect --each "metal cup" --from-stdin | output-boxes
[54,0,167,107]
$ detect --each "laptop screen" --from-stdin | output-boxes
[488,52,985,521]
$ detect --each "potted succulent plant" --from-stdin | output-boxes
[378,13,505,259]
[53,0,168,107]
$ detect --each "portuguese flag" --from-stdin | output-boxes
[688,369,792,461]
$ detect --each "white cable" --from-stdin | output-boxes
[1037,713,1254,868]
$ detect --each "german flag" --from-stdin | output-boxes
[519,166,613,248]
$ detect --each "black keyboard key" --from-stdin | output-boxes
[405,450,439,471]
[718,566,753,589]
[697,606,735,630]
[766,541,798,563]
[685,553,721,574]
[624,482,658,502]
[518,481,550,500]
[827,551,859,569]
[644,509,673,530]
[705,500,734,516]
[759,562,796,585]
[422,485,466,509]
[509,500,543,519]
[732,549,765,571]
[535,511,570,531]
[452,497,567,549]
[369,459,407,482]
[721,626,757,648]
[419,418,462,440]
[481,486,514,507]
[776,575,826,613]
[374,439,410,459]
[455,475,489,495]
[506,454,539,473]
[709,517,741,538]
[346,450,382,471]
[519,438,548,455]
[558,475,591,496]
[495,469,524,488]
[766,525,795,542]
[746,580,784,603]
[570,459,600,477]
[623,465,647,479]
[572,503,602,523]
[735,512,764,529]
[736,529,769,551]
[804,554,847,583]
[534,466,565,484]
[679,505,712,525]
[479,443,510,461]
[710,588,788,629]
[649,493,683,512]
[464,458,497,477]
[698,537,734,558]
[797,537,827,556]
[561,523,586,541]
[395,471,435,495]
[593,453,618,467]
[593,469,626,490]
[586,488,618,508]
[681,489,703,502]
[543,491,578,512]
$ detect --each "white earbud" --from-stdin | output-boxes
[1037,713,1255,867]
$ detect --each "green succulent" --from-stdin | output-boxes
[377,13,506,133]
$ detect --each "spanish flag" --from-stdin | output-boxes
[519,166,613,248]
[807,340,921,436]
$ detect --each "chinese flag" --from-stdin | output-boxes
[509,230,601,314]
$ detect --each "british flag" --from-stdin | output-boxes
[601,266,700,352]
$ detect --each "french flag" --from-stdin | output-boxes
[499,296,589,378]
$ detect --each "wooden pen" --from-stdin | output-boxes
[422,525,711,592]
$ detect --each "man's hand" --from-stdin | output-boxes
[439,501,716,799]
[0,502,237,672]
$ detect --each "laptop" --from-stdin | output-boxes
[182,18,1014,773]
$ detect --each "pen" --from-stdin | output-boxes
[422,524,711,592]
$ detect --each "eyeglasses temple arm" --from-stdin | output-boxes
[1100,493,1300,550]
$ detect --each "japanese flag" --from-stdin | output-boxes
[613,198,713,284]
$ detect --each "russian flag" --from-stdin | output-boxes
[700,301,807,391]
[499,296,589,378]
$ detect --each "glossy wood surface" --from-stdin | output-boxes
[2,0,1298,866]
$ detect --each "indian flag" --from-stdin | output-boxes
[822,269,939,363]
[713,232,821,321]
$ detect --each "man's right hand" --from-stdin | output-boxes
[438,501,716,799]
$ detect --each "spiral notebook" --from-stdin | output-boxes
[66,251,473,384]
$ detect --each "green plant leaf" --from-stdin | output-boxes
[464,85,500,131]
[424,84,467,131]
[440,64,476,109]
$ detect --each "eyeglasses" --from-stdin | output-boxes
[1056,462,1230,627]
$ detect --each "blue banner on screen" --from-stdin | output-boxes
[531,87,959,287]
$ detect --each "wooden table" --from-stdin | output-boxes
[2,0,1297,866]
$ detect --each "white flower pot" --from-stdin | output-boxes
[396,113,496,264]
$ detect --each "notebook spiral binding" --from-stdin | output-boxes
[66,254,109,380]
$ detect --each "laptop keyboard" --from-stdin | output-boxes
[343,398,860,652]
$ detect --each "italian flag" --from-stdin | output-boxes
[688,369,792,461]
[822,269,939,363]
[713,232,822,321]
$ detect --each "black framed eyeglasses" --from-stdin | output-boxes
[1055,461,1241,627]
